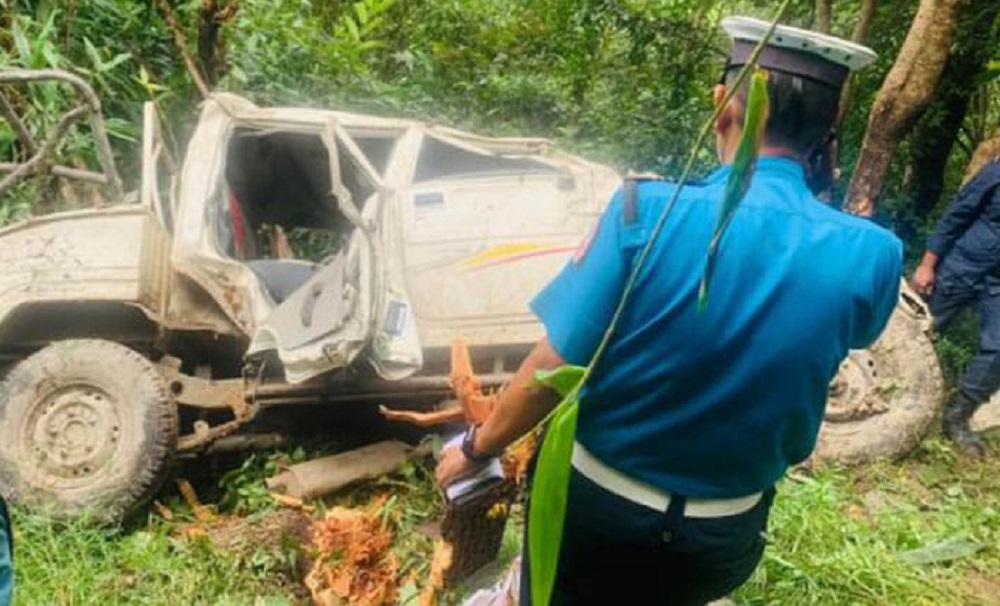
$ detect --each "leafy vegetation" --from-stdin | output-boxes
[10,436,1000,605]
[219,448,309,515]
[1,0,995,233]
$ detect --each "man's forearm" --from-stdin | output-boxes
[473,337,565,456]
[919,250,939,269]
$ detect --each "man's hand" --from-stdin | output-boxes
[913,251,939,297]
[435,444,482,488]
[913,263,935,296]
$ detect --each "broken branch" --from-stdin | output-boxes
[379,405,465,428]
[154,0,211,98]
[0,90,38,157]
[0,105,89,196]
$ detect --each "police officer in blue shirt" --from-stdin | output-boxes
[913,159,1000,457]
[437,17,902,604]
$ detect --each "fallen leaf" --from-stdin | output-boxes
[898,536,987,565]
[152,499,173,521]
[306,502,398,605]
[176,478,215,523]
[270,492,317,513]
[419,540,454,606]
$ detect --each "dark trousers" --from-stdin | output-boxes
[931,258,1000,404]
[520,469,774,605]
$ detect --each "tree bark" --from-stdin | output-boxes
[829,0,877,198]
[198,1,238,85]
[909,0,1000,215]
[845,0,970,215]
[155,0,211,97]
[815,0,833,33]
[836,0,877,122]
[965,127,1000,183]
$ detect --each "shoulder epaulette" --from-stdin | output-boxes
[622,172,664,225]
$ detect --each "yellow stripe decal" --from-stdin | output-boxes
[463,243,577,269]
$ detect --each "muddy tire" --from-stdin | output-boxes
[0,339,177,521]
[813,283,944,464]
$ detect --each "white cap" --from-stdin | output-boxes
[721,16,878,88]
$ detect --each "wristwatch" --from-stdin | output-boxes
[461,425,492,463]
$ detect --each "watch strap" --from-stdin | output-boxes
[461,425,492,463]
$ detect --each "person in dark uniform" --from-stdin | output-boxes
[436,16,902,605]
[0,495,11,605]
[913,160,1000,457]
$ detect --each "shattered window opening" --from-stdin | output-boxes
[414,136,556,183]
[217,128,374,305]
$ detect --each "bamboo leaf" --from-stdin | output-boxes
[103,52,133,72]
[83,38,104,71]
[10,21,31,64]
[534,366,586,398]
[698,67,770,313]
[355,40,387,53]
[344,15,361,42]
[356,2,370,27]
[528,398,579,606]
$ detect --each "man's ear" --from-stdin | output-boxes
[713,84,731,134]
[713,84,726,108]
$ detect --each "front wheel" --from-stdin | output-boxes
[814,283,944,464]
[0,339,177,521]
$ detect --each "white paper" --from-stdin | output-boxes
[444,433,504,502]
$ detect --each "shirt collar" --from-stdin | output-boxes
[704,155,806,185]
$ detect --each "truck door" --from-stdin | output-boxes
[140,102,177,231]
[400,133,612,347]
[247,120,422,383]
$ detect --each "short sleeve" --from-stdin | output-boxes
[529,192,636,365]
[851,234,903,349]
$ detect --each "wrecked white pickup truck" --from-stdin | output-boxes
[0,70,943,521]
[0,70,618,519]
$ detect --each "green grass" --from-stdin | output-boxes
[738,437,1000,605]
[10,437,1000,605]
[14,513,297,605]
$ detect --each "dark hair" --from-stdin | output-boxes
[724,68,840,157]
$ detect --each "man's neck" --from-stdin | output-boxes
[719,141,800,165]
[757,145,802,163]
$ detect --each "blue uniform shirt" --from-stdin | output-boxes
[531,157,903,498]
[927,160,1000,281]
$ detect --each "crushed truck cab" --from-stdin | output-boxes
[0,70,942,520]
[167,93,617,383]
[0,70,618,519]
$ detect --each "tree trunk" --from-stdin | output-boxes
[836,0,877,122]
[829,0,877,198]
[815,0,833,33]
[198,1,238,86]
[965,127,1000,183]
[845,0,970,215]
[909,0,1000,215]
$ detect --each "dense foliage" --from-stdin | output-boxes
[1,0,993,233]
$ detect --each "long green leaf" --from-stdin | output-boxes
[528,396,579,606]
[10,20,32,64]
[534,366,586,398]
[527,366,584,603]
[698,67,771,313]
